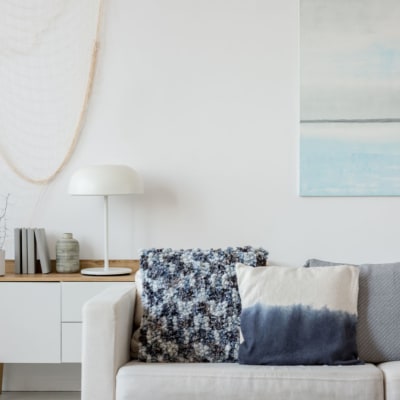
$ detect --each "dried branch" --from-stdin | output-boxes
[0,193,10,250]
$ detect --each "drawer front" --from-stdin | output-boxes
[62,323,82,363]
[61,282,133,322]
[0,282,61,363]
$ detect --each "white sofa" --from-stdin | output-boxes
[81,284,400,400]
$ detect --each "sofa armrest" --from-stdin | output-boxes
[81,284,136,400]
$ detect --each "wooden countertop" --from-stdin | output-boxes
[1,259,139,282]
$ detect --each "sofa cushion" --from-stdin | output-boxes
[137,246,268,362]
[116,361,383,400]
[236,263,360,365]
[305,259,400,363]
[378,361,400,400]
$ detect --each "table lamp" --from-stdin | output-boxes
[68,164,143,276]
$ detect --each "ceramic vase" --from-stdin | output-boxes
[56,233,80,273]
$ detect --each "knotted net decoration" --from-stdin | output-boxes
[0,0,103,185]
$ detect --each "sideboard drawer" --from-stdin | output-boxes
[62,323,81,363]
[60,281,134,363]
[0,282,61,363]
[61,282,133,322]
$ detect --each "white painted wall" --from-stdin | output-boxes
[2,0,400,391]
[3,0,398,268]
[3,0,400,268]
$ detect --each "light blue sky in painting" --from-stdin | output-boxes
[300,0,400,196]
[300,123,400,196]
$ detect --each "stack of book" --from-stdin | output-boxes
[14,228,51,274]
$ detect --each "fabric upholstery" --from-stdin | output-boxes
[378,361,400,400]
[236,264,360,365]
[81,272,387,400]
[137,246,268,362]
[81,285,136,400]
[305,258,400,363]
[116,361,383,400]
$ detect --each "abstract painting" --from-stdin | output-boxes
[300,0,400,196]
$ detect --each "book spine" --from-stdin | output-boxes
[35,228,51,274]
[27,228,36,274]
[21,228,28,274]
[14,228,21,274]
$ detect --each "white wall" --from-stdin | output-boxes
[3,0,400,391]
[2,0,400,269]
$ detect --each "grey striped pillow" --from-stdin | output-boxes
[304,259,400,363]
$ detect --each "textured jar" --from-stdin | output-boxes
[56,233,80,273]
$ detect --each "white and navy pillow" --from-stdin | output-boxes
[137,246,268,363]
[236,264,361,365]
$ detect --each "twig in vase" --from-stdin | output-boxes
[0,193,10,250]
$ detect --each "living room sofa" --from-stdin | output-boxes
[82,252,400,400]
[81,283,399,400]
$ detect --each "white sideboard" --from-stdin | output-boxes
[60,281,133,363]
[0,264,137,392]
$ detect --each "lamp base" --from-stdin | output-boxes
[80,267,132,276]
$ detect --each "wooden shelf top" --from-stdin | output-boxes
[1,259,139,282]
[0,272,135,282]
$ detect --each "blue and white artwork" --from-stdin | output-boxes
[300,0,400,196]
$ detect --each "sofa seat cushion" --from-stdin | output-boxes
[116,361,383,400]
[378,361,400,400]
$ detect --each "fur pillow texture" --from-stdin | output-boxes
[136,246,268,362]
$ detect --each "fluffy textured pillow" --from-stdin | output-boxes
[137,246,268,362]
[305,258,400,363]
[236,263,361,365]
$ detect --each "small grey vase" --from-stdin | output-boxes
[56,233,80,273]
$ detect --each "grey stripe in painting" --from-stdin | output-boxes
[301,118,400,124]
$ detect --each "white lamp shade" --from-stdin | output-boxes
[69,165,143,196]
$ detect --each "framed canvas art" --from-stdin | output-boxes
[300,0,400,196]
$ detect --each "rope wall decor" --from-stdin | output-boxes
[0,0,104,185]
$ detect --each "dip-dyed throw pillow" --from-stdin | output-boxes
[137,246,268,362]
[236,264,361,365]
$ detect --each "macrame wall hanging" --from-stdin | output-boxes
[0,0,103,185]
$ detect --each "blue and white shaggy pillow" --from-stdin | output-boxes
[236,264,361,365]
[138,246,268,362]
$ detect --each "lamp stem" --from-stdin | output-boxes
[104,195,109,271]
